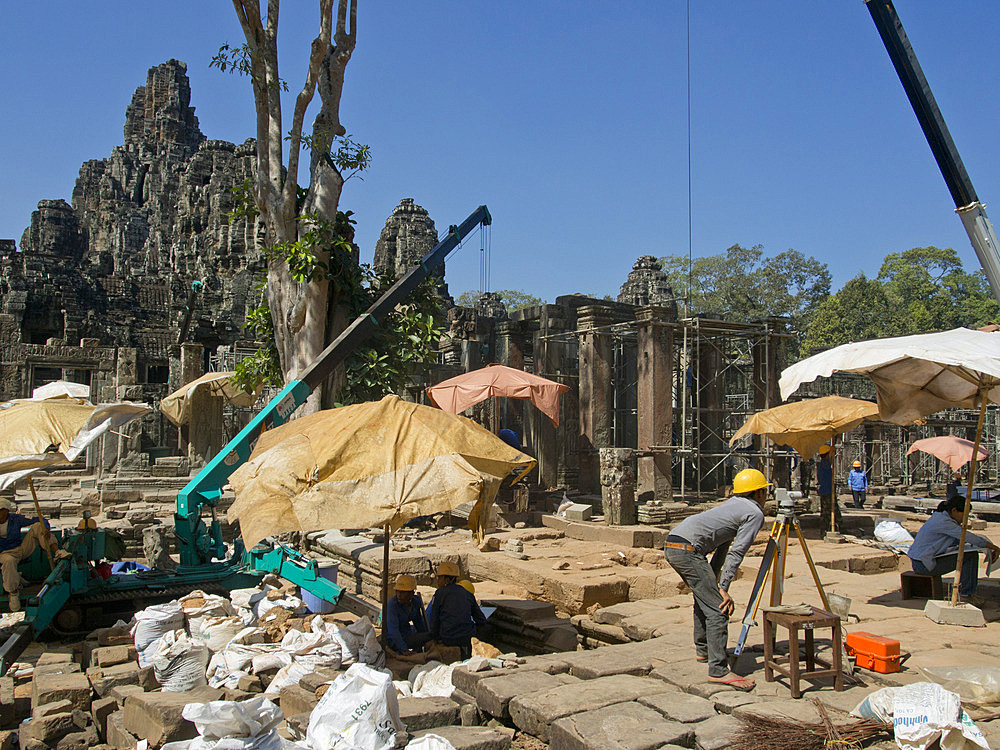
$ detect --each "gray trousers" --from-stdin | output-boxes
[665,546,730,677]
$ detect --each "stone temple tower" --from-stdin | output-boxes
[618,255,677,313]
[373,198,452,304]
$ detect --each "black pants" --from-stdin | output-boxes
[404,631,432,650]
[441,637,473,660]
[851,490,866,509]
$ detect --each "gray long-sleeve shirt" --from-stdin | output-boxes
[669,496,765,591]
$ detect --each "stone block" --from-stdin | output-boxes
[92,646,137,668]
[37,653,75,667]
[279,684,317,719]
[475,671,579,719]
[285,712,310,741]
[410,725,512,750]
[32,672,92,712]
[27,711,88,743]
[0,730,14,750]
[711,692,760,714]
[514,654,571,674]
[298,668,342,693]
[397,696,460,731]
[123,687,221,747]
[923,600,986,627]
[695,714,745,750]
[87,662,140,697]
[92,697,117,738]
[56,725,100,750]
[236,674,263,693]
[564,503,592,522]
[34,699,75,718]
[91,627,132,648]
[509,674,673,742]
[638,691,716,723]
[106,710,137,750]
[451,667,517,697]
[108,685,144,706]
[564,646,652,679]
[733,699,821,724]
[550,701,694,750]
[35,663,83,676]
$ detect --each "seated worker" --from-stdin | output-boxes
[427,562,486,660]
[908,495,1000,601]
[0,498,58,612]
[384,574,430,654]
[664,467,768,692]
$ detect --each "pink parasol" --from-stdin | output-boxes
[426,364,570,426]
[906,435,989,472]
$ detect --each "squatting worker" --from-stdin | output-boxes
[816,445,840,532]
[664,467,768,692]
[427,561,487,660]
[907,495,1000,602]
[0,498,58,612]
[385,574,430,654]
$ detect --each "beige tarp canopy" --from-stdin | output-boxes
[160,372,260,427]
[228,395,536,547]
[0,398,151,476]
[729,395,880,458]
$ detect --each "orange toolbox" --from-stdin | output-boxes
[845,632,905,673]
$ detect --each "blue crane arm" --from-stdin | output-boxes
[175,205,491,566]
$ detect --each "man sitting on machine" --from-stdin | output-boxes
[0,498,58,612]
[663,468,769,692]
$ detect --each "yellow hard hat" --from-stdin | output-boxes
[394,574,415,592]
[853,460,861,468]
[458,579,476,595]
[818,445,832,455]
[436,561,460,578]
[732,468,772,495]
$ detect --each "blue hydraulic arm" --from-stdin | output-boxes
[175,205,491,566]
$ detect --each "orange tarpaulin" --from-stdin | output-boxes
[907,435,989,472]
[426,364,569,427]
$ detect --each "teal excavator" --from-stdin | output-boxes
[0,206,491,675]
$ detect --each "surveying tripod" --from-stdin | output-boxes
[732,489,830,659]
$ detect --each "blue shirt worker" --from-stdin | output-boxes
[848,461,869,509]
[427,561,487,660]
[385,574,429,654]
[816,445,840,532]
[908,495,1000,599]
[663,468,768,692]
[0,498,57,612]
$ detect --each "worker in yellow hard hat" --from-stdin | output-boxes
[662,467,770,692]
[426,561,487,660]
[816,444,839,533]
[384,573,429,654]
[458,579,476,596]
[848,459,868,509]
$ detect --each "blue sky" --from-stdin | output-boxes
[2,2,1000,304]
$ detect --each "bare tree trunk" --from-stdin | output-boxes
[233,0,356,414]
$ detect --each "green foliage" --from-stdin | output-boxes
[232,277,282,392]
[660,244,831,354]
[456,289,544,311]
[211,42,288,91]
[263,211,358,285]
[286,132,372,182]
[801,246,999,354]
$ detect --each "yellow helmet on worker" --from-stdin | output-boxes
[732,468,772,495]
[436,561,460,578]
[818,445,832,455]
[458,579,476,595]
[853,460,862,468]
[394,574,416,592]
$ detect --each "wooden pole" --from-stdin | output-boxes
[26,476,55,571]
[830,437,838,534]
[951,387,989,606]
[380,523,390,647]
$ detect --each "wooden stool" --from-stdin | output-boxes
[763,606,844,699]
[899,570,943,600]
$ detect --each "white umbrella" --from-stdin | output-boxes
[781,327,1000,606]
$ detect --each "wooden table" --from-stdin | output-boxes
[762,606,844,699]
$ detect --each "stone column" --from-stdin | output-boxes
[577,306,614,495]
[752,321,789,488]
[600,447,636,525]
[178,343,204,456]
[104,348,139,471]
[636,306,674,503]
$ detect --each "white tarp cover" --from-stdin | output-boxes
[31,380,91,401]
[779,327,1000,425]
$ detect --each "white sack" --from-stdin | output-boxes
[875,520,915,546]
[165,696,296,750]
[406,735,457,750]
[152,630,210,692]
[200,616,246,653]
[305,663,403,750]
[181,591,236,636]
[853,682,988,750]
[408,661,457,699]
[133,601,184,652]
[924,666,1000,705]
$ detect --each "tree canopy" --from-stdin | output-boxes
[456,289,544,312]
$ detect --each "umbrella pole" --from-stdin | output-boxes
[381,523,390,648]
[831,438,838,534]
[26,477,55,572]
[951,390,989,607]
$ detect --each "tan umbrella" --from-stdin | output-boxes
[781,327,1000,606]
[228,395,535,640]
[426,364,570,427]
[159,372,260,427]
[729,395,880,459]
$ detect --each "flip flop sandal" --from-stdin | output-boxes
[695,654,708,662]
[707,674,755,692]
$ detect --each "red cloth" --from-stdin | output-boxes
[426,364,569,426]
